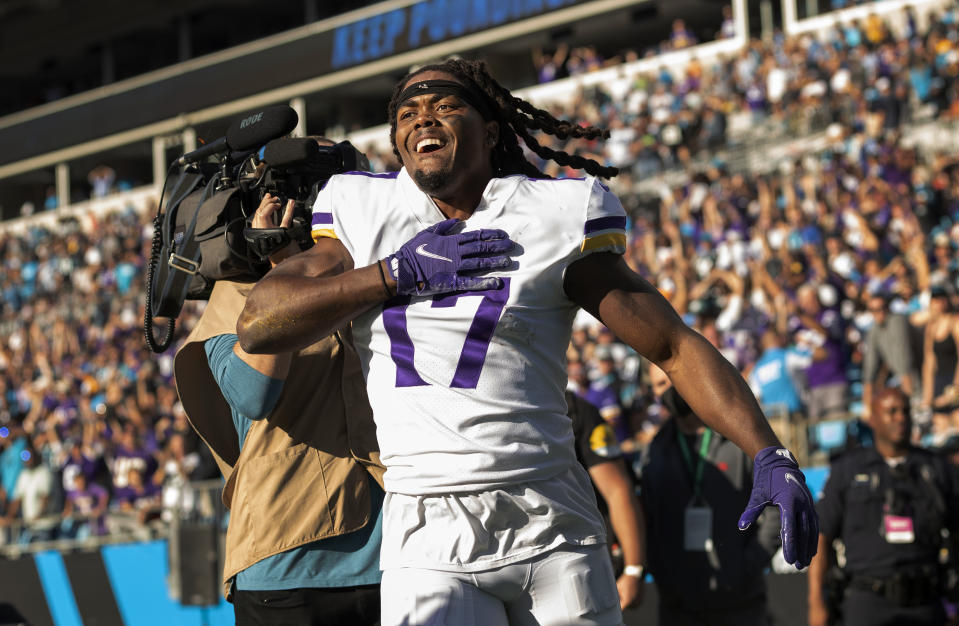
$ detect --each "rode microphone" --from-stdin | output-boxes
[175,105,299,166]
[226,105,298,151]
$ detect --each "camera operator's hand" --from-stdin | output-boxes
[384,218,513,296]
[254,193,294,229]
[254,193,298,266]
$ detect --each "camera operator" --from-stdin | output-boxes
[173,141,385,625]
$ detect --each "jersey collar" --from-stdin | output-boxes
[397,167,523,229]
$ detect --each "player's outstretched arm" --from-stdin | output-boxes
[565,252,777,456]
[565,252,818,568]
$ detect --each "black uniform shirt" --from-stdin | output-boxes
[817,446,959,578]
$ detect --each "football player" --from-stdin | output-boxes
[237,59,817,626]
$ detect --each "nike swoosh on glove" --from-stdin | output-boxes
[738,446,819,569]
[385,218,514,296]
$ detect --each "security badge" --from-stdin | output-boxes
[883,514,915,543]
[677,428,714,551]
[685,504,713,551]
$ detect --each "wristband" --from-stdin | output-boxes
[376,260,393,299]
[623,564,645,579]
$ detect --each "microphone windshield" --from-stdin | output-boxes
[262,138,319,168]
[226,105,298,152]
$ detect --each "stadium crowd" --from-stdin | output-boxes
[0,3,958,546]
[523,2,959,183]
[0,208,215,543]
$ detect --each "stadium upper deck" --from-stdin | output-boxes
[0,0,734,220]
[0,0,949,222]
[0,0,382,119]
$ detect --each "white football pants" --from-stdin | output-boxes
[381,543,624,626]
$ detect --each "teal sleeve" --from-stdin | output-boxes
[204,334,285,448]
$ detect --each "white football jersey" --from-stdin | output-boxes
[312,168,627,494]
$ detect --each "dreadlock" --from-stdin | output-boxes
[387,58,619,179]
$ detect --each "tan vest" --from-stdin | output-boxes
[173,280,384,598]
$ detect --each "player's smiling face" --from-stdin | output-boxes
[394,71,498,196]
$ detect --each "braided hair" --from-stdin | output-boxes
[387,58,619,179]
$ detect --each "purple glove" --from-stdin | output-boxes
[385,218,513,296]
[738,446,819,569]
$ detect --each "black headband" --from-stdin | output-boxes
[396,79,494,121]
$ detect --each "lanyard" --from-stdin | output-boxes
[676,427,712,501]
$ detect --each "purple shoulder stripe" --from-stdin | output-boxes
[524,175,587,182]
[342,170,400,179]
[312,212,333,226]
[584,215,626,234]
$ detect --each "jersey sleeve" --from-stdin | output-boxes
[310,175,360,262]
[578,178,627,259]
[310,177,338,243]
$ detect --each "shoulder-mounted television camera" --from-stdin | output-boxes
[241,137,368,262]
[144,104,367,353]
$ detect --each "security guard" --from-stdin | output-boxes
[807,386,959,626]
